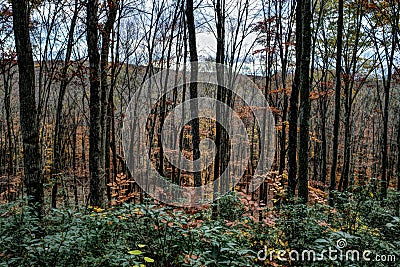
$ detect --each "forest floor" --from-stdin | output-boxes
[0,184,399,267]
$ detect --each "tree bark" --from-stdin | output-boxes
[397,113,400,193]
[380,10,397,198]
[87,0,105,207]
[100,0,119,203]
[397,114,400,216]
[2,59,16,201]
[297,0,312,204]
[329,0,343,207]
[287,0,302,199]
[212,0,225,218]
[52,0,80,209]
[11,0,44,216]
[185,0,201,187]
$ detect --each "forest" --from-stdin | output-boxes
[0,0,399,266]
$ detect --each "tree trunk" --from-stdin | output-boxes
[52,0,79,209]
[287,0,302,199]
[297,0,312,204]
[2,61,16,201]
[185,0,201,188]
[100,0,119,204]
[87,0,105,207]
[329,0,343,207]
[396,113,400,216]
[397,113,400,192]
[212,0,225,218]
[381,83,390,198]
[380,15,397,198]
[11,0,44,216]
[339,83,351,192]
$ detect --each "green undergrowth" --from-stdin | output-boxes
[0,186,399,267]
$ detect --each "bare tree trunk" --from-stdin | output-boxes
[329,0,343,207]
[396,113,400,216]
[100,0,119,204]
[380,13,397,198]
[52,0,80,209]
[11,0,43,216]
[72,124,79,209]
[275,0,293,178]
[212,0,225,218]
[107,5,122,201]
[2,60,16,201]
[338,3,363,192]
[381,82,390,198]
[87,0,105,207]
[185,0,201,187]
[297,0,311,204]
[287,0,302,199]
[339,82,352,191]
[396,5,400,199]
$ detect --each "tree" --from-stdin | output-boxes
[297,0,312,203]
[397,111,400,216]
[86,0,120,207]
[87,0,104,207]
[11,0,44,216]
[338,1,366,192]
[0,5,17,192]
[212,0,225,211]
[100,0,119,202]
[185,0,201,187]
[287,0,302,199]
[52,0,80,209]
[274,0,294,177]
[366,0,399,198]
[329,0,344,207]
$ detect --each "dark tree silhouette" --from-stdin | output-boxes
[185,0,201,187]
[87,0,105,207]
[297,0,312,203]
[11,0,44,216]
[329,0,344,207]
